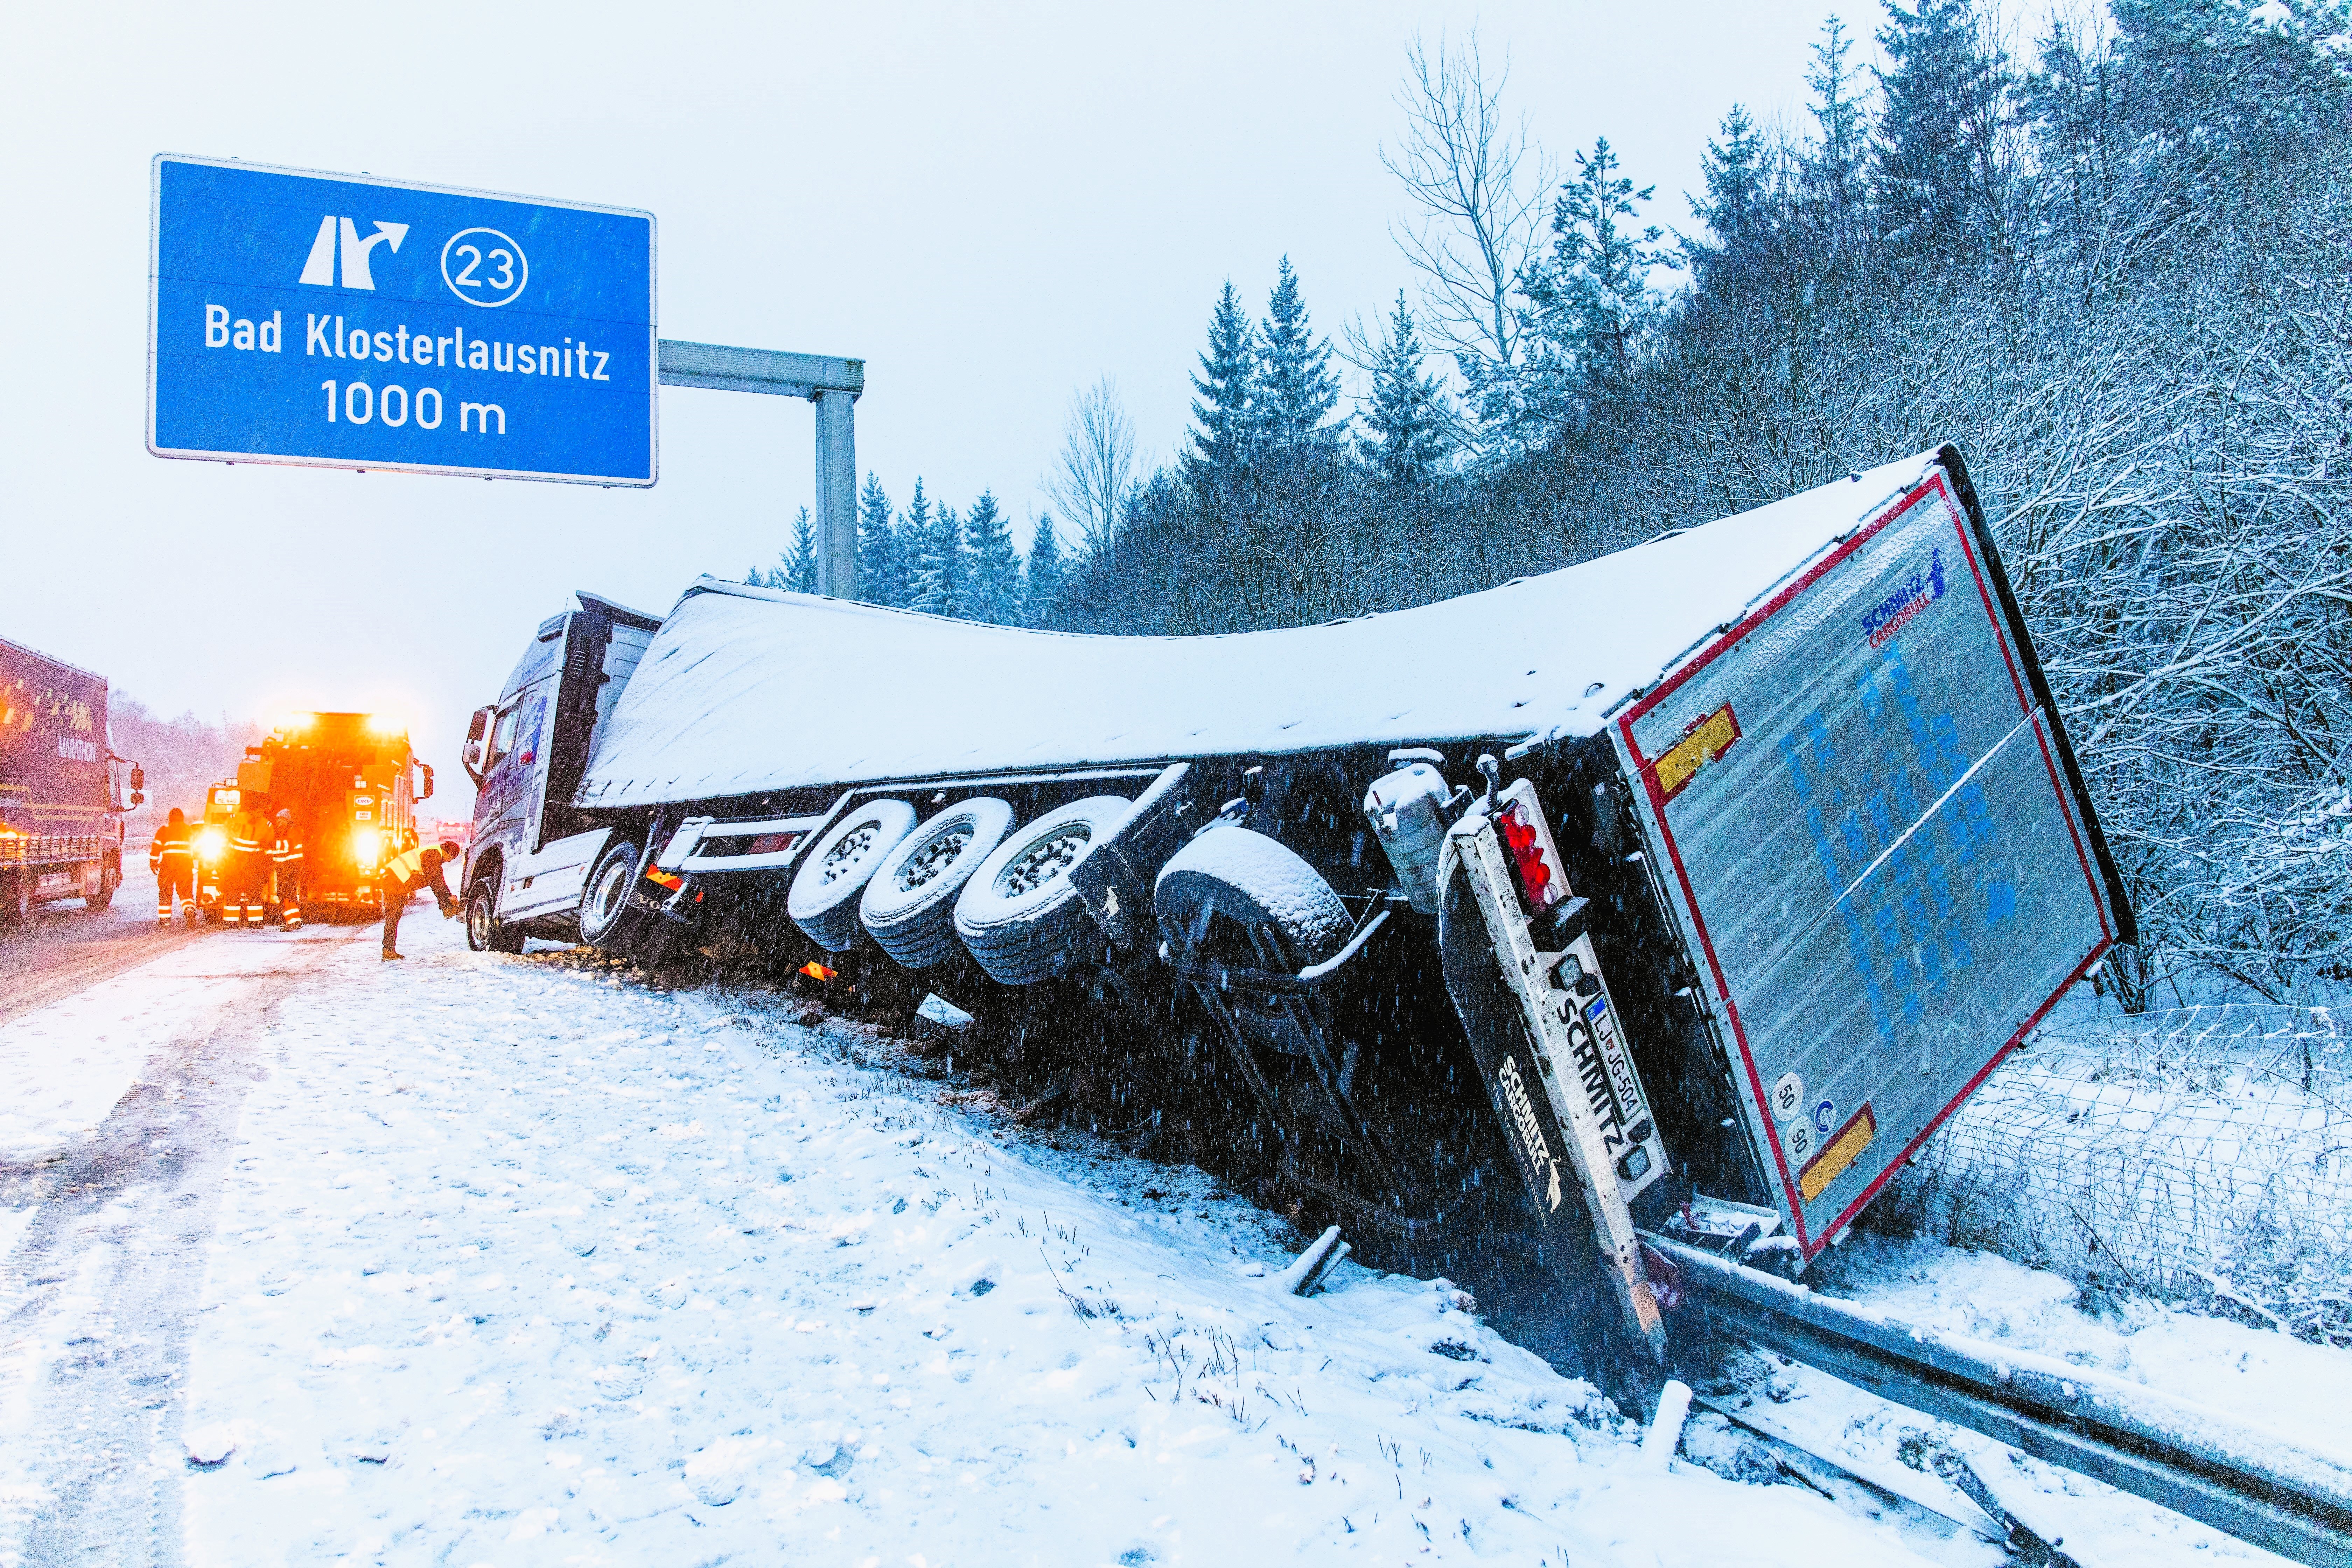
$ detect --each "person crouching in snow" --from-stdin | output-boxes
[379,837,461,960]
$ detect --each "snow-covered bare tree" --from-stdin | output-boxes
[1050,376,1141,555]
[1380,32,1554,454]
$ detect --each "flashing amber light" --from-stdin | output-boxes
[365,712,405,736]
[799,960,837,982]
[196,825,229,863]
[277,712,315,733]
[352,826,383,868]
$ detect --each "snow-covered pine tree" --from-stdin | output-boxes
[1688,103,1768,265]
[1873,0,2013,259]
[858,474,903,607]
[911,493,966,619]
[1518,137,1673,409]
[1256,256,1342,449]
[784,506,818,594]
[1184,281,1258,479]
[1359,292,1451,487]
[1024,514,1065,628]
[961,490,1020,625]
[1804,16,1867,220]
[891,479,932,612]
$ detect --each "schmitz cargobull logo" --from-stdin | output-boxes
[1496,1058,1564,1211]
[1862,547,1947,650]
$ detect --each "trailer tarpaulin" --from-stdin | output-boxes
[581,453,1952,808]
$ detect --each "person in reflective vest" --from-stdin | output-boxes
[379,838,461,960]
[149,807,198,927]
[271,809,305,931]
[225,803,272,929]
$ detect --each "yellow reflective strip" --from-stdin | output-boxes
[1798,1104,1878,1204]
[1651,704,1742,802]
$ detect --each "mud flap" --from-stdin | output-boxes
[1438,813,1668,1364]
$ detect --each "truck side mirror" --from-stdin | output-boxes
[132,792,146,807]
[418,763,435,802]
[130,767,145,793]
[461,707,493,786]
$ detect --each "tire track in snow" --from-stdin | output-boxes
[0,932,350,1568]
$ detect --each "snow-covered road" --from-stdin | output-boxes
[2,910,2344,1566]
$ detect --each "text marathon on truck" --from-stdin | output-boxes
[148,156,656,486]
[456,447,2131,1365]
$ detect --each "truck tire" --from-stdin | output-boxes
[580,837,653,955]
[467,877,525,954]
[85,866,115,912]
[1153,826,1353,970]
[954,796,1131,985]
[0,873,27,930]
[859,797,1015,968]
[789,799,918,952]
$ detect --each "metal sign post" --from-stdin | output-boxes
[655,342,864,600]
[149,155,657,485]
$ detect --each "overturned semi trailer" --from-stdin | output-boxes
[459,445,2132,1361]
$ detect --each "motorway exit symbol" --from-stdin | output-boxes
[149,155,657,486]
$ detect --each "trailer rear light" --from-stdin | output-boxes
[1494,779,1572,913]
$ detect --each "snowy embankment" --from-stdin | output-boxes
[2,913,2348,1566]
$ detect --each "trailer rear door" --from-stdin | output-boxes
[1614,460,2127,1260]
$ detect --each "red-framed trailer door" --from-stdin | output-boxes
[1613,460,2126,1262]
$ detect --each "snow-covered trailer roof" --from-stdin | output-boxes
[578,450,1953,809]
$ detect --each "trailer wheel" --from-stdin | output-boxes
[580,838,654,954]
[467,878,525,954]
[954,796,1131,984]
[859,797,1015,968]
[1152,826,1353,970]
[790,800,918,952]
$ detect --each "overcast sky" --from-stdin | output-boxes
[3,0,1863,795]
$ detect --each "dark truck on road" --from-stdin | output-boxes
[1,636,142,927]
[456,446,2133,1365]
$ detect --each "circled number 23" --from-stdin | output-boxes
[439,227,528,308]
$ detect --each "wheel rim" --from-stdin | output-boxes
[819,822,883,886]
[896,825,975,892]
[587,856,632,935]
[997,825,1091,898]
[469,894,492,947]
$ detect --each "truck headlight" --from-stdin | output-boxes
[352,827,382,867]
[196,826,227,862]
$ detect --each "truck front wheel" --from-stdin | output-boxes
[0,873,27,930]
[467,878,525,954]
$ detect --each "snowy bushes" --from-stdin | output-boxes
[1877,1003,2352,1346]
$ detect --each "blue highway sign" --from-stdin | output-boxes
[149,155,657,486]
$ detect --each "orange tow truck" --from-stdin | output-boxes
[194,712,432,922]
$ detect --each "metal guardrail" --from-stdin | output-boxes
[1644,1232,2352,1567]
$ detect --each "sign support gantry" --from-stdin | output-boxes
[657,340,865,601]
